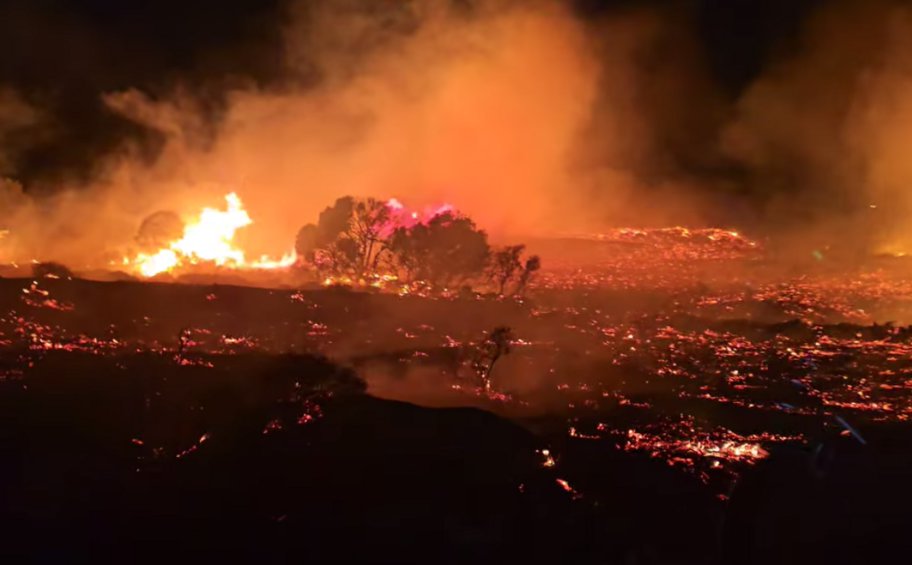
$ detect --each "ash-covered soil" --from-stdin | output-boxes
[3,251,912,563]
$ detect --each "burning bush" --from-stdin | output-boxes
[127,193,296,277]
[121,191,534,290]
[295,195,541,295]
[298,196,498,291]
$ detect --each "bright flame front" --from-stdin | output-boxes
[171,193,251,266]
[130,193,296,277]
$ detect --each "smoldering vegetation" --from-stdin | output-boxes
[4,238,912,561]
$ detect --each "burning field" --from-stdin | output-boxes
[8,0,912,562]
[4,217,912,562]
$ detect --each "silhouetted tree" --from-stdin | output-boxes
[298,197,355,254]
[388,224,423,282]
[296,197,357,274]
[389,211,490,287]
[296,196,393,277]
[490,245,524,295]
[473,326,514,391]
[297,197,528,290]
[317,196,354,242]
[325,237,361,274]
[349,198,392,273]
[515,255,541,296]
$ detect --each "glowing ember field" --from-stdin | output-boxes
[5,230,912,560]
[6,232,912,468]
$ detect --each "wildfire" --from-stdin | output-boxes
[321,272,401,289]
[126,194,457,278]
[130,193,296,277]
[385,198,454,231]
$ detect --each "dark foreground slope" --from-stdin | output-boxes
[2,352,911,564]
[0,352,605,563]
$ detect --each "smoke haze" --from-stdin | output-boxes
[3,0,912,265]
[721,0,912,254]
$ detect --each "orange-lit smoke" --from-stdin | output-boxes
[1,0,711,268]
[18,0,912,268]
[720,0,912,256]
[102,0,604,246]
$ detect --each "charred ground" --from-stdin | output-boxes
[3,234,912,563]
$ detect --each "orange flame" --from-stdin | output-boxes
[130,193,296,277]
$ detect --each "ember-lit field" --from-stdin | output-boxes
[3,231,912,562]
[11,1,912,562]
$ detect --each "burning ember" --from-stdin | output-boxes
[385,198,455,231]
[128,193,296,277]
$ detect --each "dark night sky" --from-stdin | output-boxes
[0,0,827,185]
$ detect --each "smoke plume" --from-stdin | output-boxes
[721,0,912,255]
[0,0,723,265]
[6,0,912,266]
